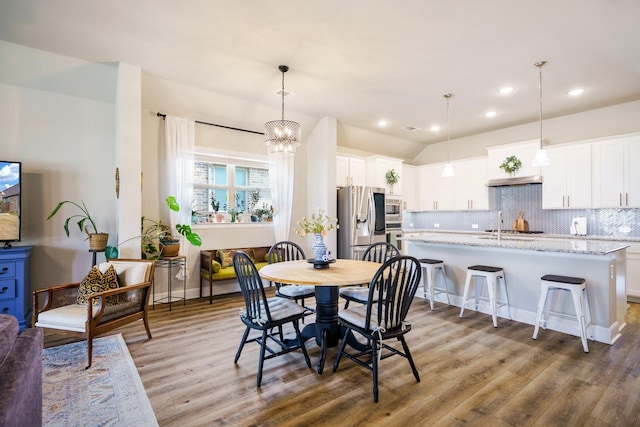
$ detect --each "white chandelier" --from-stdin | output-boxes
[265,65,301,156]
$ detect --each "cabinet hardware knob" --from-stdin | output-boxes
[0,267,7,274]
[620,193,623,206]
[567,195,570,207]
[626,192,629,206]
[1,308,7,313]
[0,286,7,293]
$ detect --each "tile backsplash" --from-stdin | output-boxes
[404,184,640,238]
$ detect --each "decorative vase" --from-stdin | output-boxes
[313,233,327,261]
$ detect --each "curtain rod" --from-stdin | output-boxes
[156,112,265,136]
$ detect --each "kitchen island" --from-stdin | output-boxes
[403,233,629,345]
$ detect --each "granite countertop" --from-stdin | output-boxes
[402,228,640,243]
[401,232,630,255]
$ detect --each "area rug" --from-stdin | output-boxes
[42,334,158,427]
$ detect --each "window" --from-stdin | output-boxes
[193,156,272,218]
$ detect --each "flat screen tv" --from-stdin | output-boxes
[0,161,21,248]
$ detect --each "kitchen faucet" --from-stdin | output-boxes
[497,210,503,241]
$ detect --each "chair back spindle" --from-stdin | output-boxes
[234,251,271,323]
[367,256,421,332]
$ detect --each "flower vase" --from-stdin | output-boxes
[313,233,327,261]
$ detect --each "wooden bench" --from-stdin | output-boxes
[200,246,272,304]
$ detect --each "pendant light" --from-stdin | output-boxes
[265,65,301,156]
[531,61,550,167]
[442,93,455,177]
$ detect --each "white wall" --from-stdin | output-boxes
[0,41,117,287]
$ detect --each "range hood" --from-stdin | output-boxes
[486,175,543,187]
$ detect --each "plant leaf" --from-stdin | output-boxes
[166,196,180,212]
[46,201,66,220]
[187,233,202,246]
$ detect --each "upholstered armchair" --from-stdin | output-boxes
[33,259,156,368]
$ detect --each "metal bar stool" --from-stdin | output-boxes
[419,258,451,310]
[532,274,593,352]
[459,265,511,327]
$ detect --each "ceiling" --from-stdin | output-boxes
[1,0,640,159]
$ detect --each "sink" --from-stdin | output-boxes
[474,235,535,242]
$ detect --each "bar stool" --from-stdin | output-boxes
[419,258,451,310]
[532,274,593,352]
[459,265,511,327]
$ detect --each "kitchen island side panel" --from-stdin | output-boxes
[406,240,626,345]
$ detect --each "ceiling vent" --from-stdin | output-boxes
[405,126,421,131]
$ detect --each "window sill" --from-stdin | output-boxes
[193,222,273,229]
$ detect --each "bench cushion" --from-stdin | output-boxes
[200,261,269,282]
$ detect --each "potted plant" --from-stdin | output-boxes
[385,169,400,194]
[47,200,109,251]
[105,196,202,259]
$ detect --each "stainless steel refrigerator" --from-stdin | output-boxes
[337,186,386,259]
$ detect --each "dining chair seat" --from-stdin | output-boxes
[252,298,307,322]
[276,284,315,299]
[338,287,378,305]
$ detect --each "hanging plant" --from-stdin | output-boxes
[499,155,522,175]
[385,169,399,186]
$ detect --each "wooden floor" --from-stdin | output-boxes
[44,293,640,426]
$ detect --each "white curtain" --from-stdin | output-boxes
[164,115,195,258]
[268,154,295,242]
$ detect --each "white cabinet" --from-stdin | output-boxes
[486,140,541,180]
[454,158,488,210]
[627,243,640,302]
[336,155,366,187]
[417,164,454,211]
[592,135,640,208]
[402,164,418,211]
[366,155,403,195]
[541,144,591,209]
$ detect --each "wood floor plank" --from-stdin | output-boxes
[42,292,640,426]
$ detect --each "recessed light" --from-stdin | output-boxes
[430,125,440,132]
[378,120,388,127]
[499,86,514,95]
[568,88,584,96]
[485,111,497,118]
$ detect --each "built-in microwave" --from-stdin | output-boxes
[385,198,402,223]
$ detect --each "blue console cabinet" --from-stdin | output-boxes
[0,246,33,330]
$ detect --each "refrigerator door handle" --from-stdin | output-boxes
[368,190,375,244]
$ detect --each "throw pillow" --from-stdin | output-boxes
[218,248,256,267]
[217,249,235,268]
[76,265,120,306]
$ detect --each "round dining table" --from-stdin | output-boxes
[259,258,381,373]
